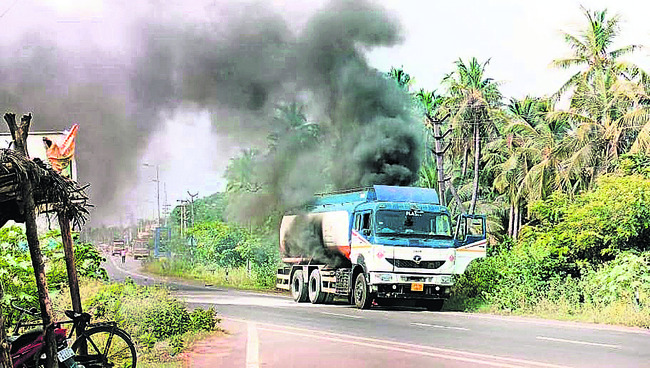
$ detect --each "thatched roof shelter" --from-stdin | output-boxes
[0,148,90,229]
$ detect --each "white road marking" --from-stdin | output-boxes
[536,336,621,349]
[443,312,650,336]
[320,311,364,319]
[230,318,571,368]
[257,326,565,368]
[411,322,470,331]
[246,322,260,368]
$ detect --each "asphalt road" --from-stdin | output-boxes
[105,256,650,368]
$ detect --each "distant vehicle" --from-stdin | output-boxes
[132,239,150,260]
[111,239,126,256]
[276,185,487,310]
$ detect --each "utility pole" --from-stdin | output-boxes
[163,183,170,227]
[156,165,160,227]
[428,113,466,213]
[187,191,198,229]
[429,114,450,207]
[143,164,160,227]
[177,199,188,238]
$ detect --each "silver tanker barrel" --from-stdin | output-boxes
[280,211,352,267]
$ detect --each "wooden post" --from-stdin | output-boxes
[58,212,82,312]
[58,212,87,353]
[4,113,57,368]
[0,283,13,368]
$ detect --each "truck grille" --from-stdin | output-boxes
[386,258,445,269]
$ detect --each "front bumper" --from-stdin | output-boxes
[369,272,454,285]
[371,283,451,299]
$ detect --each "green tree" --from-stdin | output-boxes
[551,6,647,100]
[442,57,502,214]
[387,66,415,91]
[549,71,650,192]
[225,149,262,194]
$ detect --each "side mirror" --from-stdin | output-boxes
[361,229,371,237]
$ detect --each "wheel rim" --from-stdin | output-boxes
[354,278,364,305]
[292,276,300,296]
[85,330,135,368]
[310,277,316,294]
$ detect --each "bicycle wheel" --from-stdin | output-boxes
[72,326,137,368]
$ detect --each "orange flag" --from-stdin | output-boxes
[44,124,78,177]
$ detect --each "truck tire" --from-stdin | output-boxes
[308,269,327,304]
[420,299,444,311]
[353,273,373,309]
[291,270,308,302]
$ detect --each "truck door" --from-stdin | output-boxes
[351,211,373,262]
[453,214,487,274]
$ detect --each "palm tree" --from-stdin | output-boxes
[483,97,563,239]
[548,70,650,192]
[551,6,647,100]
[268,103,320,150]
[225,149,262,194]
[442,57,502,214]
[388,66,415,91]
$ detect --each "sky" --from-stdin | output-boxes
[2,0,649,225]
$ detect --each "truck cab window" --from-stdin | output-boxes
[361,213,372,231]
[355,212,372,236]
[354,214,362,230]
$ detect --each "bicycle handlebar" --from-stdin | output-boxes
[11,302,38,317]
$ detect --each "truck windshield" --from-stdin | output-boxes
[375,210,452,238]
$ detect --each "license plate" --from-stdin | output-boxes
[411,282,424,292]
[57,347,75,362]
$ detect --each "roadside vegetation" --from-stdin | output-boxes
[54,278,221,367]
[0,227,221,366]
[144,192,279,290]
[140,7,649,327]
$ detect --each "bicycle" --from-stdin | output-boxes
[8,304,78,368]
[11,304,137,368]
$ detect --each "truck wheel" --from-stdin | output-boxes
[291,270,308,302]
[308,269,327,304]
[421,299,444,311]
[353,273,373,309]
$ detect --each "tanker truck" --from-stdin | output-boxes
[276,185,487,310]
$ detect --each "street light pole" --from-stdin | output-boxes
[156,165,160,227]
[143,163,161,227]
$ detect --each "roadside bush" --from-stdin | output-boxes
[581,251,650,306]
[527,175,650,264]
[190,307,219,332]
[52,278,222,365]
[142,299,192,339]
[85,278,219,346]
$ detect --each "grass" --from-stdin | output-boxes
[447,292,650,328]
[143,258,275,291]
[52,279,224,366]
[144,257,649,329]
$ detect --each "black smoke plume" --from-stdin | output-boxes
[1,0,422,225]
[133,0,422,220]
